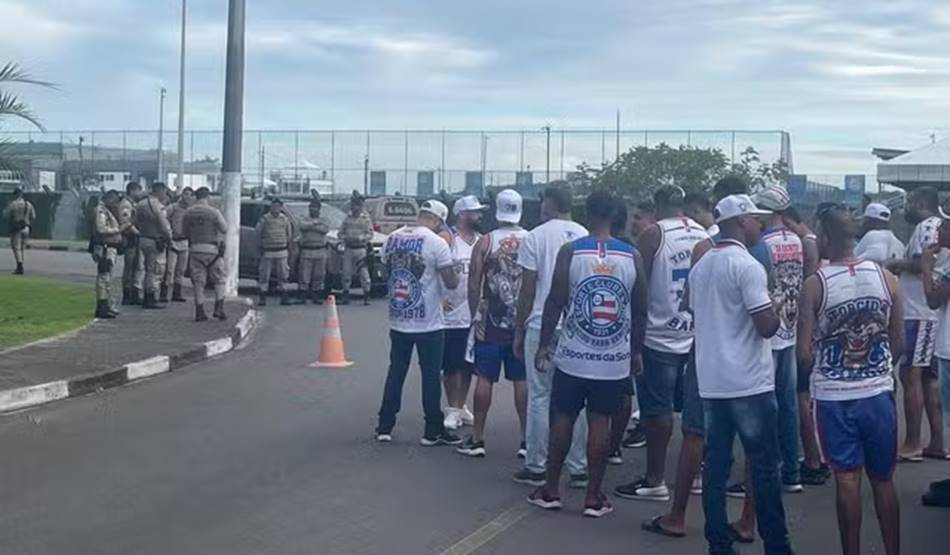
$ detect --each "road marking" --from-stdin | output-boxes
[438,505,531,555]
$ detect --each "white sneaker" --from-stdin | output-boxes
[690,475,703,495]
[443,408,462,431]
[460,405,475,427]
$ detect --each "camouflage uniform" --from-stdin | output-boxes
[163,199,191,301]
[183,200,229,321]
[3,196,36,273]
[255,211,293,304]
[116,196,143,302]
[134,195,172,307]
[92,201,123,316]
[340,211,374,303]
[297,212,331,302]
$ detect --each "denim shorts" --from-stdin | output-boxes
[474,341,526,383]
[815,391,897,479]
[634,346,690,418]
[680,349,704,436]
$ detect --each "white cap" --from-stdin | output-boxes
[714,194,771,224]
[453,195,487,215]
[495,189,523,224]
[419,199,449,222]
[864,202,891,222]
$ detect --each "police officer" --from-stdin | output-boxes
[340,193,374,305]
[256,197,294,306]
[91,190,123,319]
[161,186,195,303]
[134,182,173,309]
[183,187,229,322]
[118,181,143,305]
[298,198,331,304]
[3,187,36,275]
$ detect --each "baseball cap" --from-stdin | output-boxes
[453,195,487,215]
[864,202,891,222]
[419,199,449,222]
[753,185,791,211]
[495,189,523,224]
[714,194,771,224]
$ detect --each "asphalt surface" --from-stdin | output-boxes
[1,247,948,554]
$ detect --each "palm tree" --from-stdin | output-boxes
[0,62,56,171]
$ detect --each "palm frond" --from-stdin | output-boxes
[0,91,45,131]
[0,138,24,173]
[0,62,57,88]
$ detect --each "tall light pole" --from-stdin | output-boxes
[221,0,246,296]
[176,0,187,191]
[542,125,551,184]
[157,87,167,183]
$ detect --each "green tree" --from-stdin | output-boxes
[576,143,789,201]
[0,62,55,171]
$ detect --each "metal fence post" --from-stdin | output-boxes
[330,130,336,181]
[404,129,410,195]
[294,130,299,181]
[440,129,446,192]
[560,129,565,179]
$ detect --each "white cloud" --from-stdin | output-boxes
[0,1,88,52]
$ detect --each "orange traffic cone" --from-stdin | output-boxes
[309,295,354,368]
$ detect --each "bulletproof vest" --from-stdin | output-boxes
[260,213,290,250]
[117,198,136,227]
[8,198,31,222]
[185,204,223,244]
[300,216,329,247]
[96,203,121,242]
[341,214,371,245]
[134,197,166,238]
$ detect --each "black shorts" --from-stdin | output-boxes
[442,328,473,374]
[551,369,627,417]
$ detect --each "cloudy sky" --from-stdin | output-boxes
[2,0,950,176]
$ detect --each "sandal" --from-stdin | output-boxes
[899,451,924,463]
[641,515,685,538]
[728,524,755,544]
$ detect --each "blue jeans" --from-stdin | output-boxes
[703,392,792,555]
[378,330,445,437]
[523,327,587,476]
[773,346,801,485]
[635,346,689,418]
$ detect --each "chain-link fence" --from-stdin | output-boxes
[3,129,789,195]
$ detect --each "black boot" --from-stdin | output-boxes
[257,292,267,306]
[195,304,209,322]
[363,291,370,306]
[280,292,293,306]
[131,288,143,306]
[143,291,166,309]
[121,288,132,306]
[311,290,324,305]
[14,262,24,275]
[213,300,228,321]
[107,305,121,317]
[159,283,169,303]
[172,284,186,302]
[95,300,116,319]
[296,290,308,305]
[339,292,351,305]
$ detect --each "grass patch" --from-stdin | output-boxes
[0,275,94,350]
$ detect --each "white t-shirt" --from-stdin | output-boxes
[900,216,941,321]
[855,229,905,266]
[383,226,454,334]
[443,229,479,329]
[518,219,588,330]
[690,239,774,399]
[934,258,950,360]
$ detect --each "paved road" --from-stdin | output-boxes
[1,296,947,555]
[1,248,97,285]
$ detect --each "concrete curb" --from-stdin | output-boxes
[0,303,263,414]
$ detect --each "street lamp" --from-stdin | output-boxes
[221,0,246,297]
[176,0,187,191]
[157,86,167,183]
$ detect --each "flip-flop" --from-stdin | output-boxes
[922,450,950,461]
[641,515,685,538]
[728,524,755,544]
[899,452,924,463]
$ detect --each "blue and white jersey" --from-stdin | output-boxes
[554,237,638,380]
[813,260,894,401]
[383,226,454,334]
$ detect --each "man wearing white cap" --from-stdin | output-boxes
[690,194,793,555]
[855,203,905,266]
[376,199,462,446]
[442,195,487,431]
[456,190,530,458]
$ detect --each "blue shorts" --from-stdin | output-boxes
[634,347,689,418]
[903,320,937,372]
[815,391,897,479]
[474,341,526,383]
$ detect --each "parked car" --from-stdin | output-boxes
[362,196,419,234]
[235,198,388,295]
